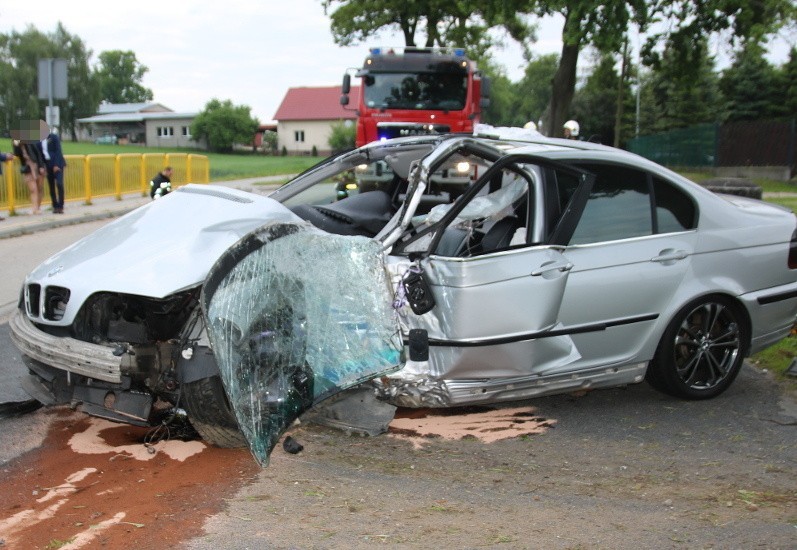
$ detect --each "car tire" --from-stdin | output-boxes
[182,375,248,448]
[646,295,748,400]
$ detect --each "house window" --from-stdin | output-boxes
[294,130,305,142]
[182,126,191,137]
[157,126,174,138]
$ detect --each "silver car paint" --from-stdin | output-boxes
[375,138,797,406]
[23,185,302,327]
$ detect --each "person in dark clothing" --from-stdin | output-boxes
[41,131,67,214]
[150,166,173,199]
[0,150,14,220]
[13,139,47,214]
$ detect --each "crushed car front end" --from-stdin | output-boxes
[10,184,303,438]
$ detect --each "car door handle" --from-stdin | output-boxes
[651,249,688,263]
[531,261,574,277]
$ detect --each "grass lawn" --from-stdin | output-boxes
[0,139,322,182]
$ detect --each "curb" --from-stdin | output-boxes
[0,206,144,240]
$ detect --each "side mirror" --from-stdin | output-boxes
[340,95,350,106]
[341,74,351,95]
[480,76,491,99]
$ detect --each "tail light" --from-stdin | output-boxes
[789,226,797,269]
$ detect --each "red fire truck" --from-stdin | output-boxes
[341,47,490,147]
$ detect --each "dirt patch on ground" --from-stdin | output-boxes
[0,408,258,549]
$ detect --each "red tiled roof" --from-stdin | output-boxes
[273,86,360,121]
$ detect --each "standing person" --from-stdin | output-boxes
[13,139,47,215]
[149,166,173,199]
[42,130,67,214]
[0,150,14,221]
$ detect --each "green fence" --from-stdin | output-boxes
[627,124,718,168]
[1,153,210,214]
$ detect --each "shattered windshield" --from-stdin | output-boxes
[202,222,402,465]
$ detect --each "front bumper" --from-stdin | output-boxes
[9,309,124,384]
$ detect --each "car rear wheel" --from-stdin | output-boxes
[646,296,748,399]
[182,375,248,448]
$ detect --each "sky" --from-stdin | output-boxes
[1,1,793,123]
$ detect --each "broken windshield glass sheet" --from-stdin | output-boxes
[202,222,402,466]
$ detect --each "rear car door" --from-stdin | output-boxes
[550,162,699,371]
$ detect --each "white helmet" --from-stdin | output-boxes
[563,120,579,137]
[523,120,537,131]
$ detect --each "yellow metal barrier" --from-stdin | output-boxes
[0,153,210,212]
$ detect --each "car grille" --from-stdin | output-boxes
[26,284,71,321]
[26,284,40,317]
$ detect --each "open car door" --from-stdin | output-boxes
[201,223,402,465]
[380,153,596,406]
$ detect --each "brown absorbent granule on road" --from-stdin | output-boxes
[0,408,258,549]
[388,406,555,448]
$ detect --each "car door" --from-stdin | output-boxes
[390,155,594,383]
[551,162,699,372]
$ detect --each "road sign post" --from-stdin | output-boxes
[37,58,68,130]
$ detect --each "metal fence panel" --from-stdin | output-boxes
[718,120,794,167]
[627,124,718,167]
[627,119,796,176]
[0,153,210,213]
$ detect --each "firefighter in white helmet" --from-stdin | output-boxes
[563,120,580,139]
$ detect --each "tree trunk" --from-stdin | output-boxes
[401,20,417,47]
[545,42,580,137]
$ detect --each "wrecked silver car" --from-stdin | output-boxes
[12,128,797,464]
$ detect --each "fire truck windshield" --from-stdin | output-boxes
[363,72,467,111]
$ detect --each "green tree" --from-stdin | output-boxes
[191,99,259,153]
[571,53,622,145]
[720,42,785,121]
[324,1,794,137]
[323,0,532,63]
[53,24,101,141]
[496,0,794,136]
[94,50,153,104]
[0,23,99,140]
[261,130,278,154]
[328,120,356,151]
[479,69,516,126]
[510,53,558,128]
[782,48,797,118]
[640,36,721,133]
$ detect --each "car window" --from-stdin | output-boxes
[281,160,397,208]
[653,176,697,233]
[568,164,652,245]
[431,168,531,256]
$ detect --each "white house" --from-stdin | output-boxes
[273,86,360,155]
[77,103,205,148]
